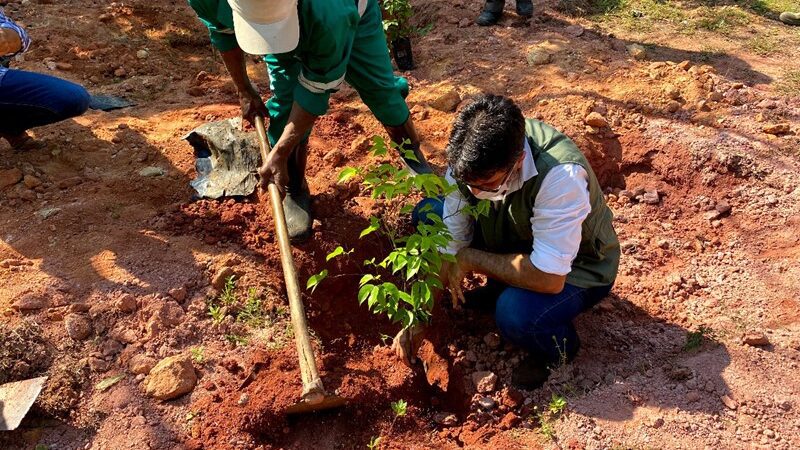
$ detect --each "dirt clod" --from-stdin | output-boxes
[471,370,498,393]
[64,314,92,340]
[742,332,770,347]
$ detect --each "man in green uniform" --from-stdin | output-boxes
[188,0,432,240]
[395,95,620,389]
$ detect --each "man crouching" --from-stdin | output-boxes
[395,94,620,390]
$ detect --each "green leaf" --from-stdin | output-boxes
[337,167,358,183]
[359,274,376,287]
[96,374,125,392]
[360,217,381,239]
[326,246,345,261]
[306,269,328,293]
[358,284,374,304]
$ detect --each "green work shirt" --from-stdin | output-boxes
[188,0,368,117]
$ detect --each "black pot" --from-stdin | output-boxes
[391,37,414,71]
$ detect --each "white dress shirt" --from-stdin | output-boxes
[441,139,591,276]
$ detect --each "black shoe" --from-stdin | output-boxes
[516,0,533,18]
[283,183,312,242]
[512,357,552,390]
[476,0,505,26]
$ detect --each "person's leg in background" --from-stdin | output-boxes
[263,54,313,242]
[344,0,432,175]
[495,283,612,389]
[0,69,89,149]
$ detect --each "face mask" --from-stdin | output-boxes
[471,164,522,201]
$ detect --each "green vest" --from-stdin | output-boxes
[457,119,620,288]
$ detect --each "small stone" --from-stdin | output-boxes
[136,49,149,59]
[433,412,458,426]
[500,386,523,408]
[565,24,585,37]
[187,86,205,97]
[238,393,250,406]
[696,100,711,111]
[430,89,462,112]
[714,201,731,215]
[762,123,790,135]
[651,417,665,428]
[168,287,187,302]
[98,13,113,22]
[499,412,520,429]
[642,189,660,204]
[476,395,496,410]
[763,429,775,439]
[483,332,501,349]
[526,48,551,66]
[212,267,235,290]
[12,296,49,311]
[88,357,109,373]
[138,166,165,177]
[742,332,770,347]
[322,149,345,167]
[686,391,702,403]
[101,339,123,357]
[664,85,681,100]
[707,91,723,102]
[677,60,691,70]
[116,293,137,313]
[457,18,471,28]
[471,371,498,393]
[666,100,681,113]
[584,112,608,128]
[65,314,92,340]
[721,394,738,410]
[55,62,73,71]
[113,67,127,78]
[0,168,23,189]
[129,355,157,375]
[23,175,42,188]
[144,355,197,401]
[627,44,647,60]
[350,136,371,154]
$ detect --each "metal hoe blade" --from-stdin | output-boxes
[0,376,48,431]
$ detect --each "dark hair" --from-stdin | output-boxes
[446,94,525,183]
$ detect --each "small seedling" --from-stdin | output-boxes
[218,275,237,306]
[367,436,382,450]
[391,399,407,417]
[190,346,205,364]
[548,394,567,415]
[237,287,267,327]
[684,325,713,351]
[379,333,393,346]
[224,334,249,346]
[208,303,224,324]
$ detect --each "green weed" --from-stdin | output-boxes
[367,436,382,450]
[684,325,713,351]
[391,399,408,417]
[190,346,205,364]
[224,334,249,346]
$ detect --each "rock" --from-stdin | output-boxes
[46,60,57,71]
[457,18,471,28]
[138,166,165,177]
[187,86,205,97]
[757,99,778,109]
[483,332,501,349]
[664,85,681,100]
[762,123,790,135]
[88,357,110,373]
[430,89,461,112]
[101,339,123,357]
[642,189,660,205]
[619,189,635,200]
[677,60,691,70]
[350,135,371,154]
[98,13,113,22]
[55,62,73,71]
[500,387,524,408]
[144,355,197,401]
[212,266,235,290]
[56,176,83,189]
[627,44,647,60]
[565,24,585,37]
[742,332,769,347]
[0,168,23,189]
[136,49,149,59]
[12,295,49,311]
[720,394,738,410]
[707,91,723,102]
[714,201,731,215]
[584,112,608,128]
[116,293,137,313]
[499,412,521,429]
[476,395,496,410]
[129,355,157,375]
[686,391,702,403]
[23,175,42,188]
[433,412,458,426]
[471,371,498,393]
[113,67,127,78]
[322,149,345,167]
[650,417,665,428]
[65,314,92,340]
[696,100,711,111]
[238,393,250,406]
[168,287,187,302]
[526,48,551,66]
[666,100,681,113]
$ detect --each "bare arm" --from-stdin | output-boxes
[458,247,566,294]
[258,101,317,193]
[0,28,21,55]
[219,46,268,125]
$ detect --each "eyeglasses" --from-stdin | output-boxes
[465,161,517,193]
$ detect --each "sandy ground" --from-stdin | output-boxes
[1,0,799,449]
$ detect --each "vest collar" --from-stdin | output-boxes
[503,139,538,196]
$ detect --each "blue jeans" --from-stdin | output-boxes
[413,197,612,364]
[0,69,90,135]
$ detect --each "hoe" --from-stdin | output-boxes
[253,116,346,414]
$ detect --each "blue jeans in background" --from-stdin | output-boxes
[0,69,90,136]
[412,196,612,364]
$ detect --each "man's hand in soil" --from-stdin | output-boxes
[440,256,467,310]
[259,101,317,195]
[258,149,289,195]
[392,324,423,367]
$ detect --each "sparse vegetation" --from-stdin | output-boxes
[684,325,714,351]
[535,394,568,440]
[190,346,205,364]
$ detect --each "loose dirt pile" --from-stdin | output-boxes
[1,0,799,449]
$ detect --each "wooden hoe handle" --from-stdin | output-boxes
[254,116,326,405]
